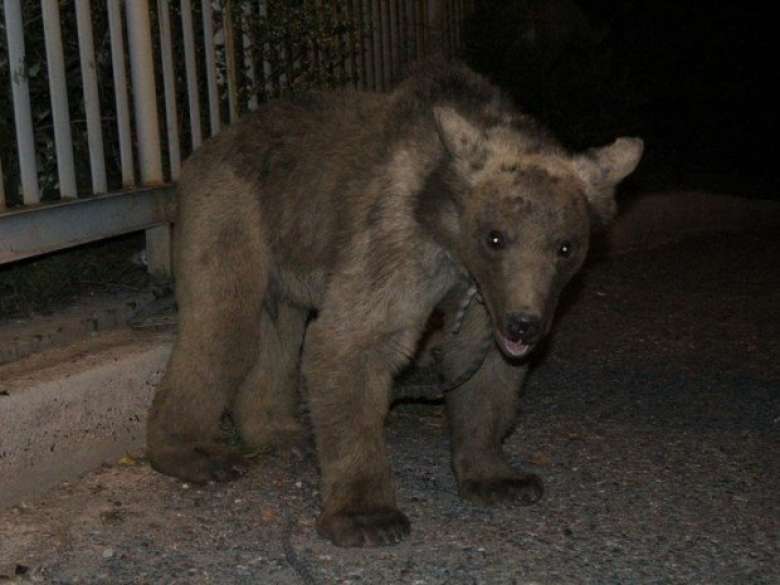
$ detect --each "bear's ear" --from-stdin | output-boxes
[433,106,487,167]
[573,137,644,225]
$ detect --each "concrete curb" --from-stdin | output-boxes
[0,190,778,509]
[0,330,172,508]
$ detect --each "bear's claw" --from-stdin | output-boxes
[317,507,411,547]
[459,474,544,506]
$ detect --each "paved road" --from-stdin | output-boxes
[1,229,778,584]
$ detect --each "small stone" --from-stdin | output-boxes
[102,548,114,559]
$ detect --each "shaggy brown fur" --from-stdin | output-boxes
[147,59,643,547]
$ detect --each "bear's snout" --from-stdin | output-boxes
[496,312,543,359]
[506,312,542,344]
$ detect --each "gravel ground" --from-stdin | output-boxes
[1,229,778,585]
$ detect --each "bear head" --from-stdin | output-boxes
[424,106,643,360]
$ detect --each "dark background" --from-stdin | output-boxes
[462,0,778,199]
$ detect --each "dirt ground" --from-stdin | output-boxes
[1,228,778,585]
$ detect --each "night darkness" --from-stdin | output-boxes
[462,0,778,199]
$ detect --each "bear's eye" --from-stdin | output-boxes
[486,230,506,250]
[558,241,573,258]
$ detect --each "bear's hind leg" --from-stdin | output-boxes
[232,303,308,451]
[147,231,268,484]
[147,328,257,484]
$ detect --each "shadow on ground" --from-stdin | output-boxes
[1,229,778,585]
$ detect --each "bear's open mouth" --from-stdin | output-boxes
[498,335,531,359]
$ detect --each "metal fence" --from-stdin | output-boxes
[0,0,472,277]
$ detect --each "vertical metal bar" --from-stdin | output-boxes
[396,0,404,75]
[417,0,426,58]
[411,0,418,62]
[108,0,136,188]
[371,0,383,90]
[223,0,239,122]
[453,0,460,50]
[455,0,460,51]
[284,9,304,92]
[460,0,465,48]
[401,0,408,63]
[181,0,203,149]
[381,0,392,88]
[314,0,326,87]
[355,0,367,89]
[0,156,6,209]
[443,0,449,54]
[449,0,455,51]
[41,0,77,199]
[448,0,455,53]
[280,26,290,93]
[75,0,108,194]
[336,0,348,86]
[398,0,407,67]
[242,1,258,110]
[326,0,334,86]
[360,0,372,90]
[395,0,403,69]
[4,0,39,205]
[258,0,273,99]
[338,0,349,86]
[345,0,358,88]
[202,0,221,135]
[441,0,448,55]
[388,0,397,83]
[334,0,342,86]
[157,0,181,180]
[451,0,457,52]
[428,0,441,56]
[442,0,450,55]
[126,0,170,279]
[309,0,322,89]
[272,2,292,93]
[285,8,298,93]
[408,0,419,61]
[125,1,163,185]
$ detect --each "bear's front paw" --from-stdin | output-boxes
[317,507,411,547]
[459,474,544,506]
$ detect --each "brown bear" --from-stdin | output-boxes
[146,59,643,547]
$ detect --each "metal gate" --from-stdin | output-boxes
[0,0,471,277]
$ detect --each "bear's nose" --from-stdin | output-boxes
[506,313,541,343]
